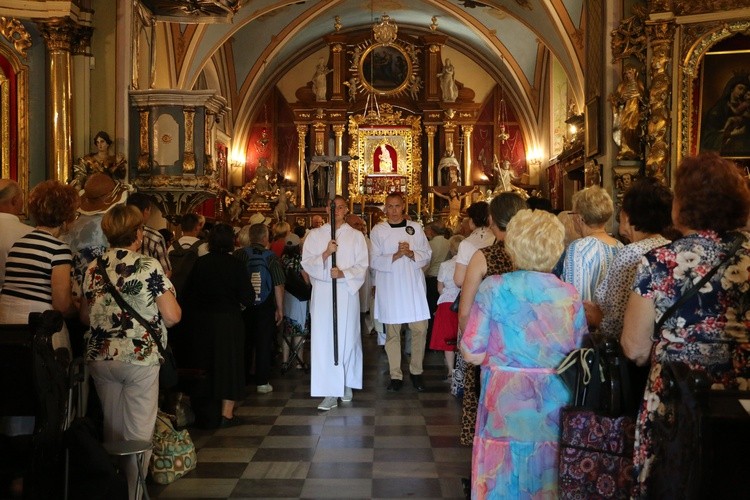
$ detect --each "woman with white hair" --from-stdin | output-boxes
[460,209,587,499]
[562,185,623,301]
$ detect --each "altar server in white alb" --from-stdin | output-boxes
[302,196,369,411]
[370,192,432,392]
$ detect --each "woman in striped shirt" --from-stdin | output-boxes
[0,180,80,355]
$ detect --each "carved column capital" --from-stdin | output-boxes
[72,25,94,56]
[425,125,437,137]
[332,124,345,136]
[36,17,79,52]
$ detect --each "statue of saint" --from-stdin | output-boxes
[437,58,459,103]
[610,64,645,160]
[438,141,460,186]
[253,158,275,195]
[311,57,333,102]
[72,131,127,189]
[493,157,529,199]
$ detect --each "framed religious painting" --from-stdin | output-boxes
[697,50,750,158]
[358,44,412,96]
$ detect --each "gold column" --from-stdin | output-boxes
[38,18,76,182]
[645,20,675,185]
[137,109,151,173]
[333,124,345,195]
[462,125,473,208]
[183,107,196,173]
[297,124,308,208]
[425,125,437,215]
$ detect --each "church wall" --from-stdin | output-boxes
[441,46,496,105]
[276,47,329,105]
[89,0,117,153]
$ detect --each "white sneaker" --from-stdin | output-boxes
[341,387,353,402]
[317,397,338,411]
[256,384,273,394]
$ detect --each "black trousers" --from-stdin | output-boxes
[425,275,439,344]
[242,298,276,385]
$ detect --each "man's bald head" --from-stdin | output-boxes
[0,179,23,214]
[346,214,367,234]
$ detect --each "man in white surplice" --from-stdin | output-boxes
[302,196,369,411]
[370,192,432,392]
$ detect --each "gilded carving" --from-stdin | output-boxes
[36,18,77,52]
[347,103,422,211]
[183,108,196,173]
[648,0,672,12]
[0,73,8,178]
[0,17,31,59]
[673,0,750,16]
[645,21,675,183]
[611,5,647,63]
[332,43,343,53]
[138,109,151,173]
[373,14,398,45]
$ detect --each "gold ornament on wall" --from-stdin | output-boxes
[0,17,32,59]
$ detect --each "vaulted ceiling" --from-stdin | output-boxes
[155,0,584,146]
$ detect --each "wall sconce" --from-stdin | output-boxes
[526,147,543,167]
[228,152,246,188]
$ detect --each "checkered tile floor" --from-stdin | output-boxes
[147,332,471,499]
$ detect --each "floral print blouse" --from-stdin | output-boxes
[83,248,175,366]
[630,230,750,497]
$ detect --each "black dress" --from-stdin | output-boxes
[182,251,253,401]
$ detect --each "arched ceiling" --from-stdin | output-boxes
[160,0,584,146]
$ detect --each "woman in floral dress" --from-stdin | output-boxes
[622,153,750,497]
[81,204,181,499]
[461,209,587,499]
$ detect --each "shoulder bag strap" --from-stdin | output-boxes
[653,233,745,339]
[96,258,167,358]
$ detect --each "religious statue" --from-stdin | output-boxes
[432,187,476,230]
[251,158,278,202]
[273,188,289,223]
[609,64,645,160]
[438,141,461,186]
[343,77,358,102]
[378,144,393,171]
[492,156,529,199]
[311,57,333,102]
[72,131,127,189]
[437,58,459,103]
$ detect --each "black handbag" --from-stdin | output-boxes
[557,335,636,500]
[96,258,178,389]
[285,267,311,301]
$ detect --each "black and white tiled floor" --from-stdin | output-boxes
[147,332,471,499]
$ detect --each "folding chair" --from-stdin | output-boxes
[280,326,309,374]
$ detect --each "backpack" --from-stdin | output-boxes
[168,239,203,297]
[244,247,275,305]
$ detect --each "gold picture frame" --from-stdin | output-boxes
[347,104,422,212]
[358,43,412,97]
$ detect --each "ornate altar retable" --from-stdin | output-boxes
[347,104,422,212]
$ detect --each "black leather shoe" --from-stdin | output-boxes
[410,374,426,392]
[386,379,403,392]
[220,416,242,428]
